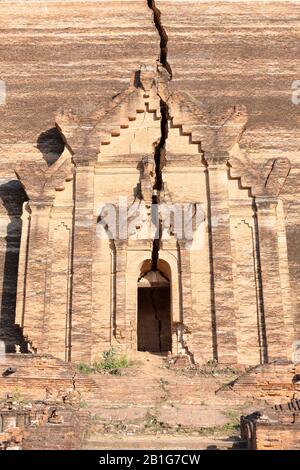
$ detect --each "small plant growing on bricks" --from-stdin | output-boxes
[76,348,130,375]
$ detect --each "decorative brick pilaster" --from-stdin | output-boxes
[70,163,95,362]
[22,199,53,352]
[255,196,288,361]
[205,154,237,364]
[15,155,74,354]
[177,240,193,330]
[113,240,128,343]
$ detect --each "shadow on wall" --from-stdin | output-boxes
[0,181,28,352]
[37,127,65,166]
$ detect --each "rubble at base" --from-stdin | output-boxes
[0,391,90,450]
[241,399,300,450]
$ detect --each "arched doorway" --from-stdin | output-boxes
[137,260,172,353]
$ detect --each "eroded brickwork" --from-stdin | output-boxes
[0,1,298,369]
[0,354,96,401]
[241,400,300,450]
[0,392,90,450]
[6,64,293,367]
[218,362,300,404]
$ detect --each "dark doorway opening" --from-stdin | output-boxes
[137,271,172,352]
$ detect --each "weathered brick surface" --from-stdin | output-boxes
[0,1,298,372]
[0,398,90,450]
[0,0,158,146]
[241,400,300,450]
[4,64,293,368]
[219,362,300,404]
[0,354,96,401]
[0,0,299,450]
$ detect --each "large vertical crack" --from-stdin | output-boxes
[147,0,172,78]
[147,0,172,271]
[150,287,162,351]
[151,103,168,270]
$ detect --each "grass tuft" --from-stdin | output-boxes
[76,348,131,375]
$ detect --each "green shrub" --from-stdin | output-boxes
[76,348,130,375]
[79,399,88,408]
[12,386,21,402]
[94,347,130,373]
[76,363,94,374]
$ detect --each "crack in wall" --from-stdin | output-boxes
[147,0,172,271]
[150,287,162,352]
[151,194,161,271]
[147,1,192,358]
[147,0,172,78]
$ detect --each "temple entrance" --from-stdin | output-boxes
[137,267,172,353]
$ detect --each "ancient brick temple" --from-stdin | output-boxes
[0,63,291,367]
[0,1,299,371]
